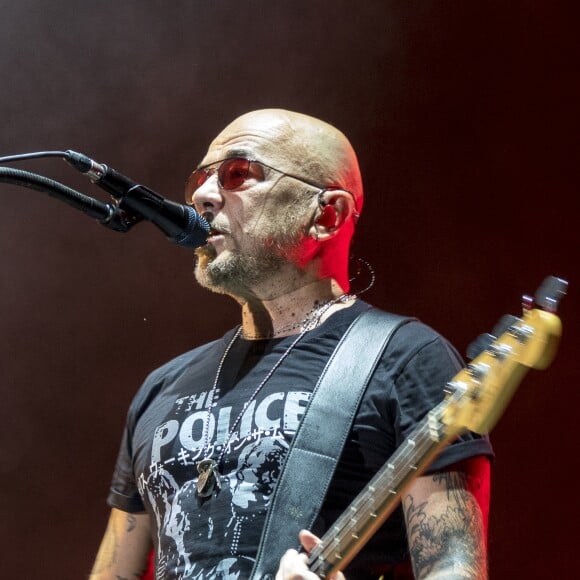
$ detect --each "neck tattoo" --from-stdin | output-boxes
[242,294,354,339]
[196,293,353,498]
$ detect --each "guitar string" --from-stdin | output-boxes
[310,439,439,571]
[310,325,520,570]
[309,435,439,570]
[311,393,463,560]
[308,402,449,571]
[308,436,440,572]
[310,366,493,570]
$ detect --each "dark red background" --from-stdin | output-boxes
[1,2,577,578]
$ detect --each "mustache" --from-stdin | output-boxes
[202,211,230,236]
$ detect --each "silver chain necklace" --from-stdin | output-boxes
[196,294,352,498]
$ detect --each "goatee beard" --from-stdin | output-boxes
[194,243,288,296]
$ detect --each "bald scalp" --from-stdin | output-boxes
[212,108,364,212]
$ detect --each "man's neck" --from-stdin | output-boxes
[239,279,352,340]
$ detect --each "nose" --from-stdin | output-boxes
[190,175,224,216]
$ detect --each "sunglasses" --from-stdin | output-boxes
[185,157,336,203]
[185,156,360,221]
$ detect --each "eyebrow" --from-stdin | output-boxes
[196,148,253,170]
[225,148,252,159]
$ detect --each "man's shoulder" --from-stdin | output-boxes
[358,302,463,368]
[358,302,448,343]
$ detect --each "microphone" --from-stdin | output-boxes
[64,150,209,248]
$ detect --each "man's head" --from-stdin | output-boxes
[187,109,363,299]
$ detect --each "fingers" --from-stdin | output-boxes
[298,529,321,553]
[276,548,318,580]
[276,531,345,580]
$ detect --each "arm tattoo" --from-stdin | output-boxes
[404,472,487,579]
[90,515,149,579]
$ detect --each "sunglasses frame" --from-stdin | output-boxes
[186,156,360,218]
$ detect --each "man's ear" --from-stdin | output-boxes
[310,190,355,240]
[315,203,337,228]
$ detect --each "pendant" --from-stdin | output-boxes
[196,459,221,498]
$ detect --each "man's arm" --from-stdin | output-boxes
[402,455,491,579]
[89,507,152,580]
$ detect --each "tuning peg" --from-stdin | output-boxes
[466,314,520,361]
[533,276,568,312]
[492,314,520,338]
[466,333,494,360]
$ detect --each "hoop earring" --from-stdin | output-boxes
[348,255,376,296]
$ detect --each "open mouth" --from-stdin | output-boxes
[201,213,228,241]
[208,226,223,237]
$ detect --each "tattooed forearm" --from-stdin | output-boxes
[89,511,151,579]
[90,519,119,575]
[404,472,487,579]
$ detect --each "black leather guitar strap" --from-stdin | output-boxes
[250,307,413,579]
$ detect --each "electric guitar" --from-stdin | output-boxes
[307,276,567,578]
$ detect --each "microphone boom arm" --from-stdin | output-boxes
[0,166,141,233]
[0,149,209,247]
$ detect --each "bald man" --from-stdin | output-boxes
[90,110,492,579]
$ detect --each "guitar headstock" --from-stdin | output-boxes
[441,276,567,436]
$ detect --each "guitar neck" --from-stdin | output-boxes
[307,400,455,578]
[306,280,567,578]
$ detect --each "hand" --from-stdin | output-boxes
[276,530,345,580]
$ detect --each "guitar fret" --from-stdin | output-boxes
[428,410,443,441]
[310,424,445,575]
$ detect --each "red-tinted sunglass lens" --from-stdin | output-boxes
[185,169,210,203]
[218,158,251,190]
[191,169,209,189]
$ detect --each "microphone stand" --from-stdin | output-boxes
[0,166,141,233]
[0,149,209,246]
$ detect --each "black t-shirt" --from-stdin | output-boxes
[108,301,493,579]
